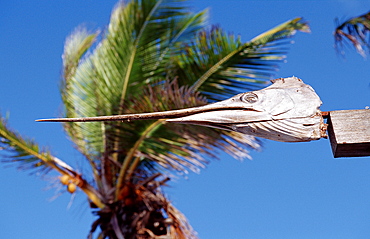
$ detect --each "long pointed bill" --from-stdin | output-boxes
[35,98,260,123]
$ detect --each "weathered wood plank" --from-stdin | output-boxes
[327,109,370,158]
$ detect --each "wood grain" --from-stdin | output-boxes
[328,109,370,157]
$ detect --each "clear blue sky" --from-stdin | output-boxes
[1,1,370,238]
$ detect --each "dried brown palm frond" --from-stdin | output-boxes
[335,11,370,58]
[107,80,260,183]
[90,173,197,239]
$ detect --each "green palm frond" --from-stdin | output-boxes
[63,27,98,81]
[0,116,73,175]
[174,18,309,100]
[251,17,310,44]
[0,116,105,208]
[335,11,370,58]
[61,0,208,160]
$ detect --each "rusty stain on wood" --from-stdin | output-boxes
[327,109,370,158]
[321,111,330,119]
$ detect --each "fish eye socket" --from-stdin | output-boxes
[241,92,258,103]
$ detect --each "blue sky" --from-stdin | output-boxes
[1,1,370,238]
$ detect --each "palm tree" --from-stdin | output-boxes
[335,11,370,57]
[0,0,309,238]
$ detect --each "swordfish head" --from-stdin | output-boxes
[165,76,325,142]
[37,77,325,142]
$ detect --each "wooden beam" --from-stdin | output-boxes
[327,109,370,158]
